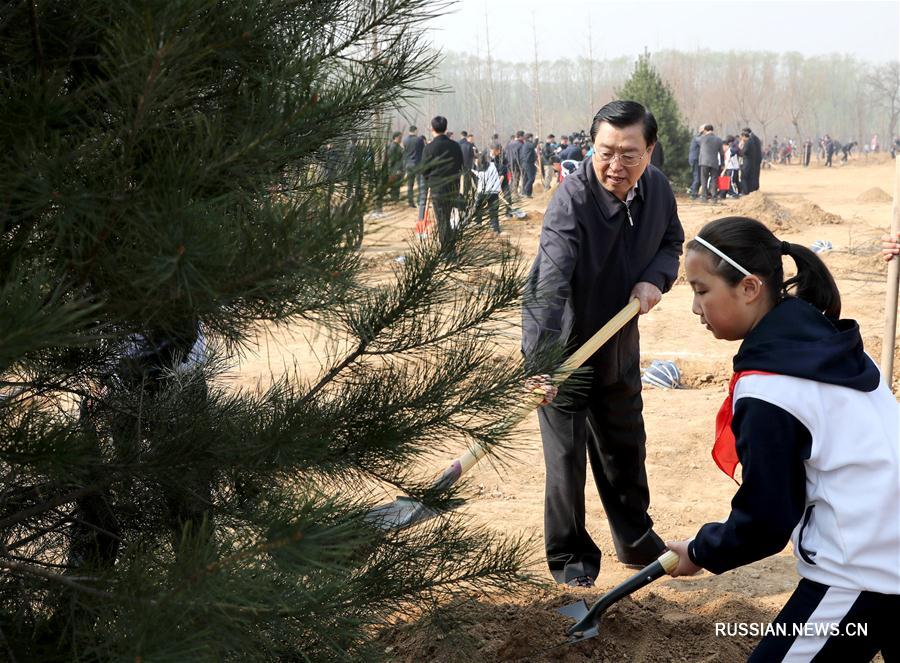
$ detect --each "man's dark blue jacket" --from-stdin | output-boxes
[522,159,684,385]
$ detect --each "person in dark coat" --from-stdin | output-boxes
[522,100,684,588]
[520,132,537,197]
[421,115,464,251]
[542,134,558,188]
[824,135,835,167]
[402,126,425,208]
[740,128,763,193]
[558,137,583,162]
[505,132,524,198]
[802,138,812,167]
[387,131,404,202]
[458,131,475,198]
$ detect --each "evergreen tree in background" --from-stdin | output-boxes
[0,1,548,659]
[618,53,692,186]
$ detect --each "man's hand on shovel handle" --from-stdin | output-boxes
[524,374,558,406]
[665,540,703,577]
[630,281,662,314]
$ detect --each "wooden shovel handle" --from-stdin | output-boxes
[456,298,641,474]
[658,549,679,574]
[880,158,900,387]
[558,298,641,377]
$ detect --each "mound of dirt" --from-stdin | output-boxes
[379,590,773,662]
[789,201,843,225]
[856,187,892,203]
[729,193,792,231]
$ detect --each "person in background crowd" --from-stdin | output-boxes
[802,138,812,167]
[458,131,476,198]
[421,115,464,252]
[698,124,723,204]
[505,133,523,199]
[558,136,583,162]
[521,132,538,198]
[542,134,558,188]
[740,127,762,193]
[387,131,404,203]
[720,135,740,199]
[473,148,503,234]
[688,125,704,200]
[402,125,425,210]
[490,140,514,217]
[840,140,857,163]
[824,135,835,167]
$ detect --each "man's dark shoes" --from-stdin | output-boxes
[566,575,595,588]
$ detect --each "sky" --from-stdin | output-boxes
[426,0,900,64]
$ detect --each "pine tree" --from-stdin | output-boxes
[0,1,550,659]
[617,53,692,186]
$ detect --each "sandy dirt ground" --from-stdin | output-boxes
[234,155,897,661]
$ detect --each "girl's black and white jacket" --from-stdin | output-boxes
[688,297,899,596]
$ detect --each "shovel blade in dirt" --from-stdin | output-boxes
[558,550,679,645]
[364,300,641,531]
[557,599,599,642]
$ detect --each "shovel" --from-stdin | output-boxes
[558,550,679,644]
[365,298,641,530]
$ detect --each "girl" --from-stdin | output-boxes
[473,149,503,234]
[667,216,899,662]
[720,136,741,200]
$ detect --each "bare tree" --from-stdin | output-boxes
[483,1,498,134]
[868,62,900,142]
[531,12,542,137]
[392,49,893,148]
[587,15,595,117]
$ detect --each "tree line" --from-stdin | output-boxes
[395,49,899,151]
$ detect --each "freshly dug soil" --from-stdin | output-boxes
[379,590,775,663]
[856,187,892,203]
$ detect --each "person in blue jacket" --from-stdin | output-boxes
[522,100,684,588]
[668,216,899,662]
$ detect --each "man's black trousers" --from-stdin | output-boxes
[431,193,457,252]
[538,362,664,584]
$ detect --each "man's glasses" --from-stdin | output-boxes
[594,148,649,167]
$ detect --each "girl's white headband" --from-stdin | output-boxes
[693,236,752,277]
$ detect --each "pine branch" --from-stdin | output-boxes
[0,482,108,532]
[27,0,46,82]
[0,559,113,600]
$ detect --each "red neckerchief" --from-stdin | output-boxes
[713,371,776,482]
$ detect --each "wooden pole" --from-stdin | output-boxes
[880,157,900,389]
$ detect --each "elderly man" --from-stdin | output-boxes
[522,100,684,588]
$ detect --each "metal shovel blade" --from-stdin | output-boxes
[557,599,600,643]
[364,496,438,531]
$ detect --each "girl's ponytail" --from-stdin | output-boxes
[782,242,841,319]
[689,217,842,319]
